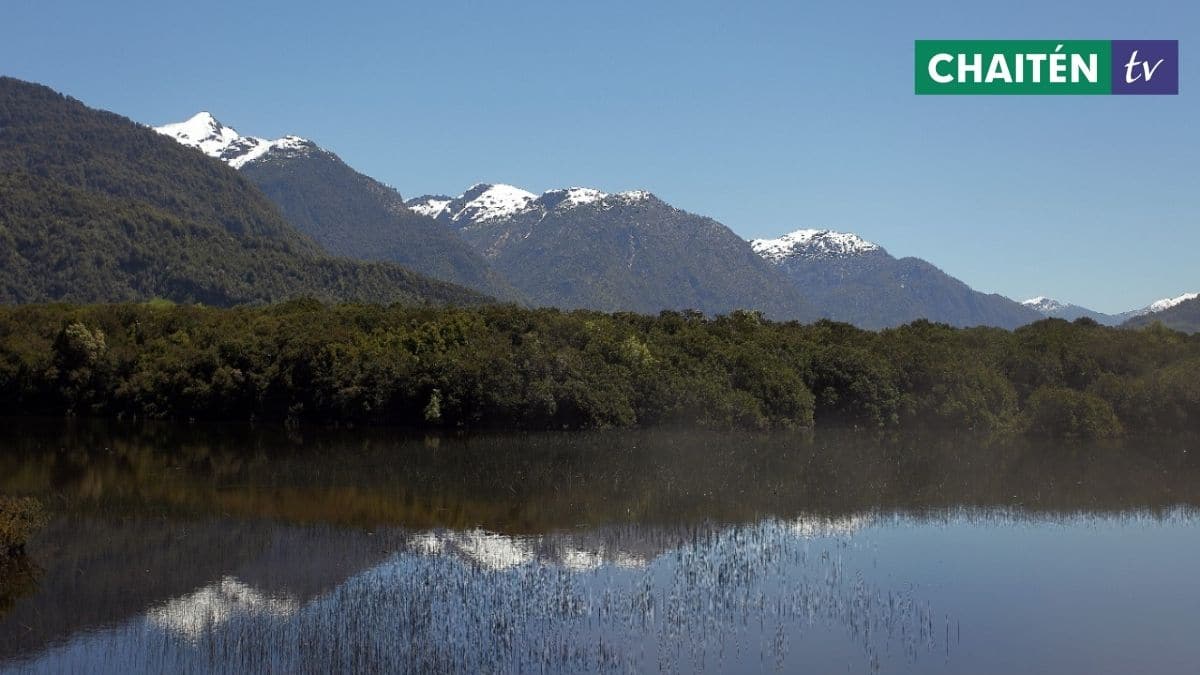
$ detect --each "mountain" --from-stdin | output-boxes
[153,112,309,169]
[0,77,486,306]
[408,185,815,319]
[155,114,517,300]
[1020,297,1120,325]
[1121,292,1199,319]
[1122,294,1200,332]
[1019,292,1200,327]
[751,229,1041,329]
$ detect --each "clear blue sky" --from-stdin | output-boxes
[2,0,1195,313]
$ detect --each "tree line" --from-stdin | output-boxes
[0,301,1196,438]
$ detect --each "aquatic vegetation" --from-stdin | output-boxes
[0,496,47,556]
[3,519,948,673]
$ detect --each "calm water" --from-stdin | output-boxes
[1,421,1198,674]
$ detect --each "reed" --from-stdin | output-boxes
[0,496,48,556]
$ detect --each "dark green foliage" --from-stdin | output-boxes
[1123,297,1200,333]
[1022,387,1123,439]
[240,146,520,299]
[0,77,488,306]
[0,304,1196,436]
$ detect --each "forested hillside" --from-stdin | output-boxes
[240,146,519,300]
[0,77,486,306]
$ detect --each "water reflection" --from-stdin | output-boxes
[7,517,941,673]
[1,422,1198,673]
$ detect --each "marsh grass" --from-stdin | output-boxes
[0,496,47,556]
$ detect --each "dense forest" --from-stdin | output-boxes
[0,302,1195,437]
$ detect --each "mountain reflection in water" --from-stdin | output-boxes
[1,422,1198,674]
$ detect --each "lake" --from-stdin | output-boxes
[1,421,1198,673]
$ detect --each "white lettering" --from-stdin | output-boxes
[958,53,983,83]
[1071,53,1097,83]
[929,53,954,83]
[985,53,1013,83]
[1049,44,1067,83]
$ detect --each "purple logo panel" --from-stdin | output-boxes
[1111,40,1178,95]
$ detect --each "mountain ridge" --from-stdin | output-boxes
[750,228,1041,329]
[0,76,487,306]
[1122,296,1200,332]
[156,113,518,300]
[1021,291,1200,326]
[414,184,815,319]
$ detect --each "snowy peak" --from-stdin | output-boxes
[406,195,453,219]
[448,183,537,223]
[750,229,880,263]
[536,187,655,210]
[155,112,238,156]
[155,113,313,169]
[1022,296,1068,313]
[1115,291,1200,320]
[1143,291,1199,314]
[405,184,655,224]
[1022,292,1199,325]
[539,187,607,208]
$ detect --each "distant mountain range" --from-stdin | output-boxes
[1019,297,1119,324]
[1122,295,1200,332]
[1020,292,1199,326]
[0,77,483,306]
[2,76,1193,332]
[749,229,1041,329]
[407,185,816,320]
[154,113,518,300]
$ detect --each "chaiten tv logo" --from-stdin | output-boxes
[915,40,1178,95]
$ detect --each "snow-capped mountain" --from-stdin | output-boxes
[154,113,516,299]
[406,184,655,226]
[1022,296,1069,314]
[753,228,1040,329]
[750,229,880,262]
[407,184,536,224]
[1020,296,1120,324]
[1122,294,1200,332]
[1133,292,1199,316]
[1022,292,1200,326]
[155,112,313,169]
[409,184,813,319]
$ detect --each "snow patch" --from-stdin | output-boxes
[750,229,879,262]
[1145,292,1199,314]
[557,187,606,206]
[1022,296,1068,313]
[155,112,312,169]
[408,197,452,219]
[425,184,656,225]
[450,184,537,223]
[613,189,652,203]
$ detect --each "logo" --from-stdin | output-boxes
[915,40,1178,95]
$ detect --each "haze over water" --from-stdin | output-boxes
[1,422,1198,673]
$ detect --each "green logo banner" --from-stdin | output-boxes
[916,40,1112,95]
